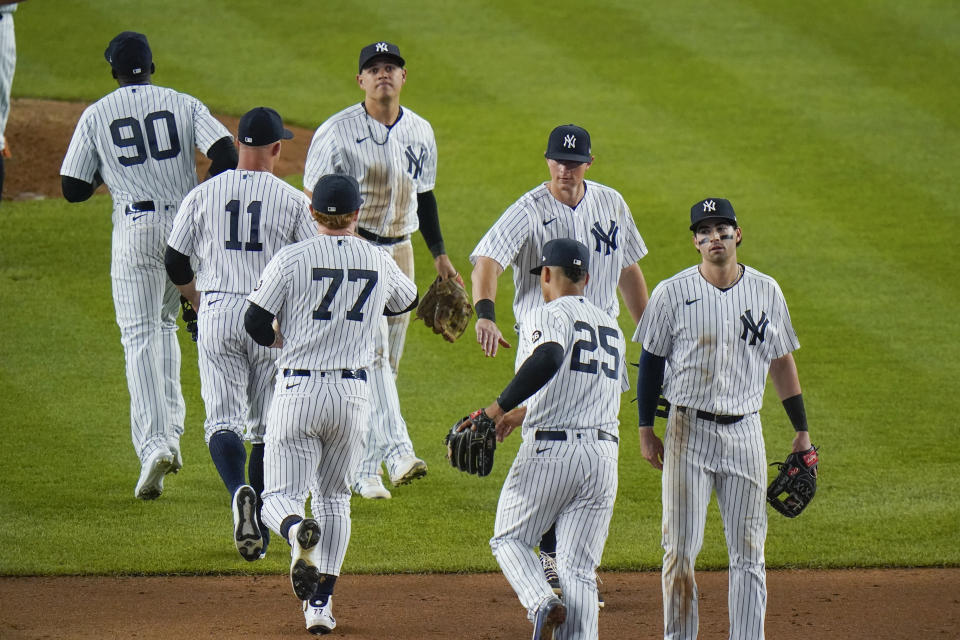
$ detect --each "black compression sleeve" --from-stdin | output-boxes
[496,342,565,412]
[637,350,667,426]
[385,292,419,316]
[206,136,239,177]
[163,246,195,286]
[416,191,445,258]
[61,175,98,203]
[782,394,808,432]
[244,303,276,347]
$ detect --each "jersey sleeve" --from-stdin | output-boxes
[191,97,232,154]
[292,193,319,242]
[525,305,569,349]
[384,254,418,313]
[632,281,675,357]
[248,249,290,316]
[303,122,341,194]
[767,281,801,359]
[616,196,648,268]
[417,121,437,193]
[167,189,199,255]
[60,111,100,182]
[469,200,531,268]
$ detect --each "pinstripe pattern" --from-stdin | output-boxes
[60,82,228,466]
[634,264,799,640]
[490,296,622,640]
[471,180,647,350]
[0,5,16,151]
[252,232,415,579]
[167,170,317,446]
[303,104,436,238]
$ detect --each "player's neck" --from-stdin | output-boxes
[363,97,401,127]
[547,180,585,209]
[699,261,742,290]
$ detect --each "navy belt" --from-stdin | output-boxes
[534,430,618,443]
[125,200,155,214]
[282,368,367,381]
[357,227,406,246]
[677,406,745,425]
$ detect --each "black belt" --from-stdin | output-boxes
[534,430,618,443]
[677,405,745,425]
[125,200,155,214]
[282,368,367,381]
[357,227,407,246]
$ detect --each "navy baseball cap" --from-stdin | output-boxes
[237,107,293,146]
[544,124,592,163]
[105,31,152,76]
[530,238,590,275]
[312,174,364,214]
[690,198,738,231]
[358,41,405,72]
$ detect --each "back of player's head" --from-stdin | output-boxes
[545,124,592,164]
[105,31,153,80]
[238,107,293,147]
[530,238,590,282]
[358,41,405,73]
[311,174,363,229]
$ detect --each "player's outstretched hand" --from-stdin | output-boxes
[476,318,511,357]
[639,426,664,470]
[494,406,526,443]
[434,255,464,287]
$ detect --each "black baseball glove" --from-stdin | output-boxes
[767,446,819,518]
[180,296,198,342]
[445,409,497,477]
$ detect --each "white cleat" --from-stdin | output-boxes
[354,476,391,499]
[168,439,183,474]
[232,485,264,561]
[134,448,175,500]
[389,455,427,486]
[303,596,337,635]
[290,519,322,600]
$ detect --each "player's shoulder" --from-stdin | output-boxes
[268,174,311,202]
[652,265,700,294]
[515,183,553,210]
[398,106,433,128]
[583,179,624,199]
[741,264,785,292]
[318,103,364,129]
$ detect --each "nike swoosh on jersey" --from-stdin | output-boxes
[285,382,302,389]
[685,298,701,305]
[132,214,147,221]
[535,446,551,454]
[542,218,558,226]
[355,136,369,144]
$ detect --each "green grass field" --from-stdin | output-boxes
[1,0,958,575]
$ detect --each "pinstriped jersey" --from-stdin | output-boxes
[634,264,799,415]
[60,84,230,206]
[248,235,417,371]
[303,104,436,238]
[522,296,625,433]
[470,180,647,324]
[0,4,18,12]
[167,170,318,294]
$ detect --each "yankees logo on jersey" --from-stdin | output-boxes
[635,264,799,415]
[471,180,646,327]
[303,104,436,239]
[61,84,229,209]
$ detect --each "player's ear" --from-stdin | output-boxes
[271,141,281,157]
[150,63,156,75]
[111,68,118,80]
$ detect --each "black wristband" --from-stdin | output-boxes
[475,298,495,322]
[782,393,808,432]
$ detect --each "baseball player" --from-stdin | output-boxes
[303,41,458,499]
[165,107,317,561]
[244,174,418,634]
[634,198,813,639]
[0,1,24,202]
[60,31,237,500]
[460,238,623,640]
[470,124,649,600]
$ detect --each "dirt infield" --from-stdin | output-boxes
[4,100,959,638]
[2,569,958,638]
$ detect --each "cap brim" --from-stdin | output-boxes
[282,128,294,140]
[530,266,544,275]
[360,53,406,71]
[545,151,591,163]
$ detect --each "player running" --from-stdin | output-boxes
[459,238,623,640]
[60,31,237,500]
[165,107,317,561]
[634,198,813,639]
[303,41,459,499]
[244,174,418,634]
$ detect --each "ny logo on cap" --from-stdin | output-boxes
[563,134,577,149]
[703,200,716,212]
[376,42,389,52]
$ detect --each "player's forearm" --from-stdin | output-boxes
[471,257,503,307]
[618,263,649,325]
[769,353,801,400]
[495,342,564,411]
